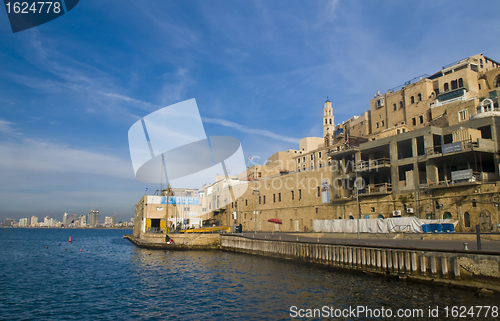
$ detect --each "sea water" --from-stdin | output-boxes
[0,228,498,320]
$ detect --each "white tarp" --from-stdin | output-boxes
[313,217,457,233]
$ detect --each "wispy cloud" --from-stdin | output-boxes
[0,138,134,180]
[0,119,20,135]
[202,117,299,144]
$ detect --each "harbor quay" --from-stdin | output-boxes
[125,230,500,295]
[219,232,500,295]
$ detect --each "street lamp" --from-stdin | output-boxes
[355,164,360,240]
[252,190,260,233]
[236,197,243,232]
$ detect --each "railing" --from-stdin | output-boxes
[358,183,392,195]
[425,139,475,156]
[426,171,482,187]
[357,157,390,171]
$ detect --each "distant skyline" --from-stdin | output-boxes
[1,0,499,222]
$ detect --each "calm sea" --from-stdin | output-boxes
[0,228,498,320]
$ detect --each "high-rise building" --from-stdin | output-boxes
[19,218,29,227]
[79,214,86,226]
[87,209,100,226]
[3,218,16,226]
[31,216,38,227]
[62,212,68,226]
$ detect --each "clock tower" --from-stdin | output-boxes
[323,98,334,142]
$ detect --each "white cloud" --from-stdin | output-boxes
[0,138,135,180]
[0,119,18,135]
[202,117,299,144]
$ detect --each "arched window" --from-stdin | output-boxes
[329,119,332,124]
[458,78,463,88]
[393,103,397,111]
[451,80,458,90]
[444,83,449,91]
[464,212,470,228]
[325,119,327,125]
[400,101,404,109]
[411,96,415,104]
[418,93,422,101]
[443,212,452,219]
[349,215,354,220]
[377,214,384,219]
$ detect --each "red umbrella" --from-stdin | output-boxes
[268,218,282,224]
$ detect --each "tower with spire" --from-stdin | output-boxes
[323,98,334,146]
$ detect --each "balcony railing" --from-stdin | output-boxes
[356,157,390,171]
[425,139,476,156]
[358,182,392,195]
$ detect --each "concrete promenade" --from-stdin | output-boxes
[239,232,500,253]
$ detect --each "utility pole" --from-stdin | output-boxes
[252,190,260,233]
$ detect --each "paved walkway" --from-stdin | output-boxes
[238,232,500,253]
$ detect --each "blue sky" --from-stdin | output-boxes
[1,0,499,222]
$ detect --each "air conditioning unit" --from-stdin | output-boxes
[407,208,413,213]
[392,210,401,217]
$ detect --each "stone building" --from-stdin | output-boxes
[201,53,500,233]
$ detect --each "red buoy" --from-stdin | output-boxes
[69,236,72,243]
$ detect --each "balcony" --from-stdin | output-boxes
[356,158,391,172]
[425,139,476,156]
[358,183,392,196]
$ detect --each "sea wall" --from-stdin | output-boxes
[124,233,220,250]
[220,235,500,293]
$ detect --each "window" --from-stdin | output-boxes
[245,199,248,206]
[259,196,261,204]
[317,186,320,197]
[291,191,294,200]
[371,207,375,212]
[376,122,379,128]
[325,119,327,125]
[315,207,319,214]
[418,93,422,101]
[393,103,397,111]
[419,115,424,124]
[329,119,332,124]
[400,101,404,109]
[377,98,384,107]
[444,83,449,91]
[397,129,400,134]
[299,189,302,199]
[458,110,468,122]
[263,195,266,204]
[319,152,322,158]
[411,96,415,104]
[381,120,384,127]
[451,80,458,90]
[479,84,482,90]
[278,193,281,202]
[464,212,470,227]
[273,194,276,202]
[310,154,314,160]
[412,117,416,126]
[458,78,463,88]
